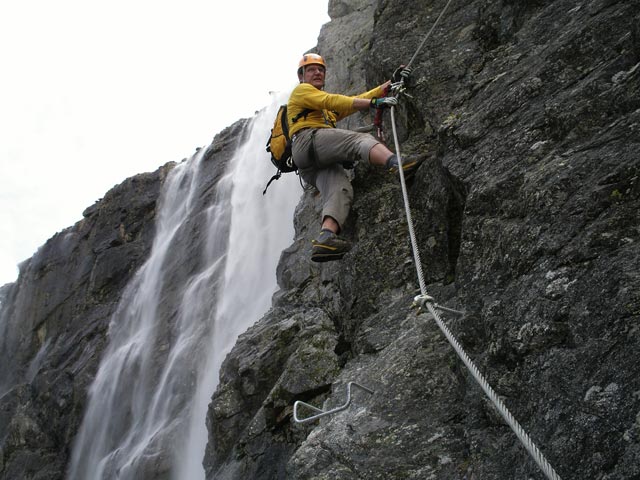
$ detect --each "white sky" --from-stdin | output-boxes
[0,1,330,286]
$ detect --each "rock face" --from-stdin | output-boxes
[0,123,242,480]
[204,1,640,479]
[0,166,169,480]
[1,0,639,479]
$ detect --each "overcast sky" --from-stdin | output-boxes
[0,1,330,286]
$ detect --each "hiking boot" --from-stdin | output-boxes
[311,229,352,263]
[387,154,426,180]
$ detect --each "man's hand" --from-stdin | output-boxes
[393,65,412,83]
[371,96,398,108]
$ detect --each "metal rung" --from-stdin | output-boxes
[293,382,374,424]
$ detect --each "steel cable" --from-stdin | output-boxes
[388,104,561,480]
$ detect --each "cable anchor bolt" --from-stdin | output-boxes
[413,293,435,313]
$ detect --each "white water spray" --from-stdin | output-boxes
[68,90,300,479]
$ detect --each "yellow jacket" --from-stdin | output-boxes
[287,83,386,136]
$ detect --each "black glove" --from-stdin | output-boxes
[393,65,412,84]
[371,96,398,108]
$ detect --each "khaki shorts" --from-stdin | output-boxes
[292,128,379,229]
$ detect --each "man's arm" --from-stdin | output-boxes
[351,80,392,111]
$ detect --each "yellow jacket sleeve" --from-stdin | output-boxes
[288,83,386,136]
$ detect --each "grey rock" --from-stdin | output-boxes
[206,0,640,479]
[1,0,639,479]
[0,122,244,480]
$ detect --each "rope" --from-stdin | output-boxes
[389,109,427,295]
[405,0,456,70]
[386,3,562,473]
[434,305,561,479]
[389,106,561,480]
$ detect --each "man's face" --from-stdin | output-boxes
[301,64,325,89]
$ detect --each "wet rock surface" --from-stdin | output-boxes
[0,0,638,479]
[0,123,243,480]
[206,1,640,479]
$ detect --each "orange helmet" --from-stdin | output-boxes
[298,53,326,74]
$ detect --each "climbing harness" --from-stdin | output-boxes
[293,382,375,424]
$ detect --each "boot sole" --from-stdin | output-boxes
[311,244,350,262]
[311,252,347,262]
[311,239,351,263]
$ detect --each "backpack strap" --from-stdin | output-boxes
[321,109,336,128]
[263,170,282,195]
[291,108,336,128]
[291,108,313,124]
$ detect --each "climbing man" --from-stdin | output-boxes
[288,53,421,262]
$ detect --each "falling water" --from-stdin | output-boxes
[68,90,300,479]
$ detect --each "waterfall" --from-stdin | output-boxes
[68,90,301,480]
